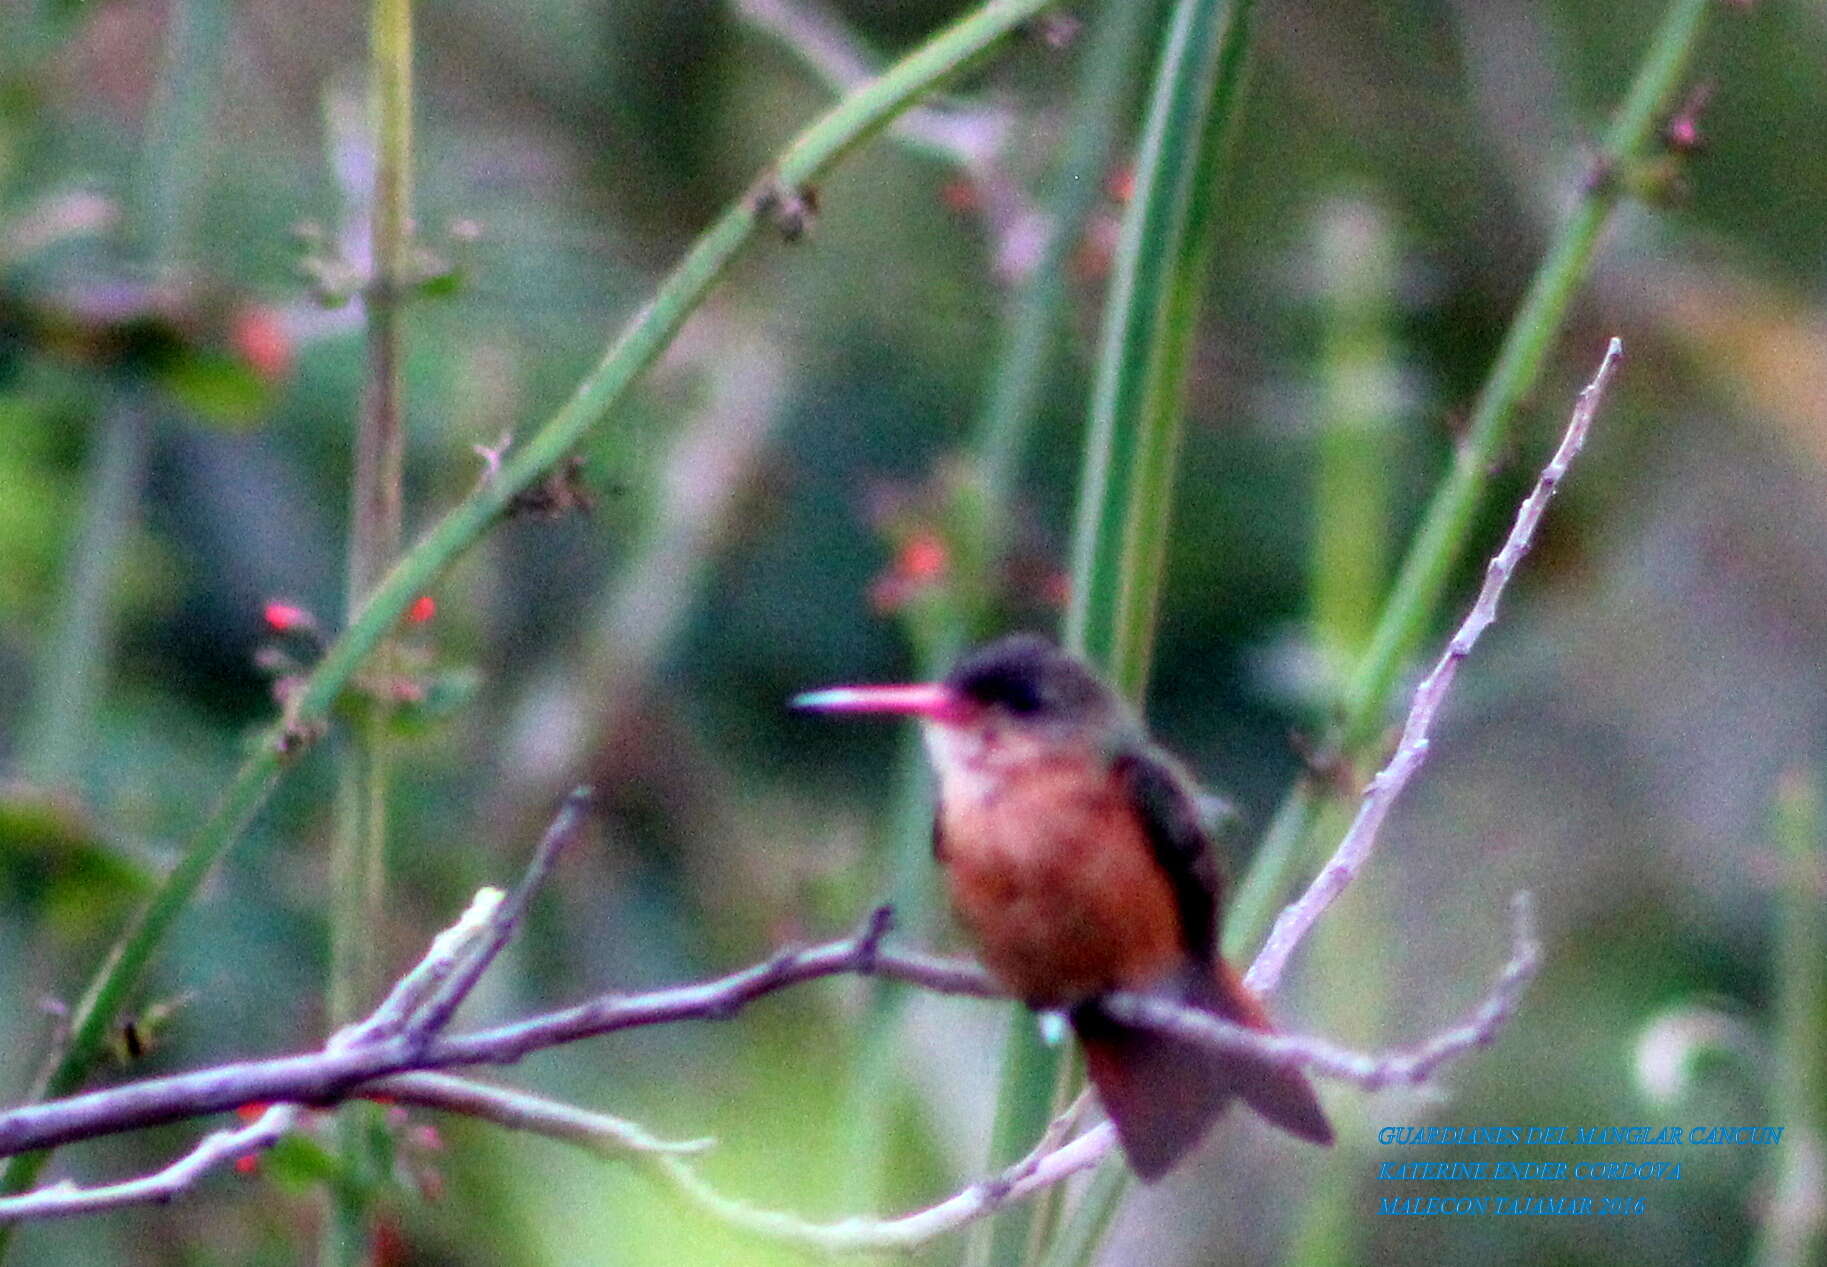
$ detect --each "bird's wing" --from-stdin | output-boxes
[1112,749,1222,964]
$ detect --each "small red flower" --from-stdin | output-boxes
[1106,163,1136,203]
[261,603,312,634]
[939,179,982,215]
[234,1154,259,1175]
[869,531,952,613]
[406,594,436,624]
[231,307,293,383]
[898,532,948,581]
[234,1102,270,1122]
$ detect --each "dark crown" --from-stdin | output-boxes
[943,634,1116,722]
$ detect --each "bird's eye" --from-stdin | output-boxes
[997,680,1043,715]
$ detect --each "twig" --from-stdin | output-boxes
[0,896,1534,1244]
[401,787,595,1045]
[1120,892,1540,1090]
[0,884,505,1224]
[338,887,505,1047]
[0,1103,302,1222]
[730,0,1010,170]
[0,912,983,1160]
[369,1072,714,1158]
[640,1121,1119,1255]
[1245,338,1623,996]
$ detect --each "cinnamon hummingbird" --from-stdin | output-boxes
[794,633,1333,1180]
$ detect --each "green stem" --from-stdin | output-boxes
[1063,0,1256,697]
[1309,197,1399,665]
[1752,770,1826,1267]
[0,0,1067,1221]
[18,402,151,790]
[973,0,1167,522]
[14,0,230,794]
[323,0,415,1258]
[1282,197,1399,1267]
[839,0,1166,1213]
[980,2,1260,1263]
[1225,0,1714,960]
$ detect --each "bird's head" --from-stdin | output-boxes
[793,634,1134,790]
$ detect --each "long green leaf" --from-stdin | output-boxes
[975,2,1262,1264]
[837,0,1168,1214]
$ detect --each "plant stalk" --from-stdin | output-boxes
[1282,196,1400,1267]
[324,0,414,1259]
[838,0,1166,1215]
[1752,770,1826,1267]
[978,1,1260,1263]
[18,403,151,791]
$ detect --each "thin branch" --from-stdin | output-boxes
[339,887,506,1047]
[369,1073,714,1158]
[1122,891,1540,1090]
[1245,337,1623,997]
[368,1072,1114,1255]
[401,787,595,1046]
[0,884,506,1224]
[640,1120,1118,1255]
[0,896,1535,1243]
[366,1073,1109,1252]
[0,909,983,1160]
[0,1104,302,1222]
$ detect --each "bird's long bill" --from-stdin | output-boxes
[790,682,970,722]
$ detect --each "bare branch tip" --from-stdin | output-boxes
[1507,890,1544,968]
[855,904,897,971]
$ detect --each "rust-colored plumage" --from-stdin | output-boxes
[795,633,1332,1179]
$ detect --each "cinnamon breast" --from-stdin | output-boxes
[936,749,1186,1008]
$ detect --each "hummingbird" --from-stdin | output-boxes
[794,633,1333,1179]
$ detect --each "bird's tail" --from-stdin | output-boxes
[1071,959,1333,1181]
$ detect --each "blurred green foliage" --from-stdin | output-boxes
[2,1,1825,1265]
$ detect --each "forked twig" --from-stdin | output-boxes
[1246,338,1623,996]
